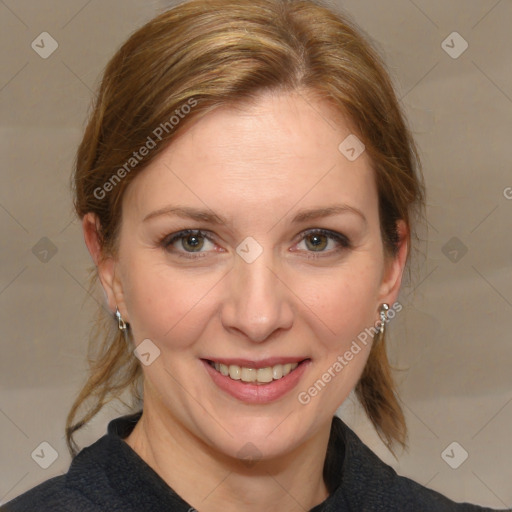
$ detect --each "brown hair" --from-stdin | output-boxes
[68,0,425,457]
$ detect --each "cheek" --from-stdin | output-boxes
[294,264,381,411]
[121,258,222,348]
[298,262,381,349]
[121,246,382,358]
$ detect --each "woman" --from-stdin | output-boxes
[2,0,508,511]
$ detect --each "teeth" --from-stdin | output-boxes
[272,365,283,379]
[241,367,257,382]
[228,364,241,380]
[256,367,273,383]
[211,361,300,383]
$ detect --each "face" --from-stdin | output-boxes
[89,90,406,461]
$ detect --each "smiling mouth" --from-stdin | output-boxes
[206,359,308,384]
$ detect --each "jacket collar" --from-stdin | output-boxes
[68,411,355,511]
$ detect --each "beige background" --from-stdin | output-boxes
[0,0,511,509]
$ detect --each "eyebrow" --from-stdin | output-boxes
[142,204,367,226]
[143,206,226,224]
[291,205,367,226]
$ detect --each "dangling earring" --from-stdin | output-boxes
[115,307,128,331]
[379,303,389,335]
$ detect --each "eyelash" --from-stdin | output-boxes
[159,228,351,260]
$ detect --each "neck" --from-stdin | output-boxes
[125,402,331,512]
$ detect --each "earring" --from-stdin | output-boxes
[115,307,128,331]
[379,303,389,335]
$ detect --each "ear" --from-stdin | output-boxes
[82,212,127,318]
[376,219,408,307]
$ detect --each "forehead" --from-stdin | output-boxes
[123,91,378,228]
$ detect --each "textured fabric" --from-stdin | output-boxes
[2,412,508,512]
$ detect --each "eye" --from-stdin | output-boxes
[293,228,351,257]
[160,229,218,258]
[159,228,350,260]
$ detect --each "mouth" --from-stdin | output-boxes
[204,358,310,385]
[201,357,311,403]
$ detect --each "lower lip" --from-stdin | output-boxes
[202,359,310,404]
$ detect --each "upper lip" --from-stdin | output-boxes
[203,357,309,369]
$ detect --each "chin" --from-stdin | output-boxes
[198,410,314,464]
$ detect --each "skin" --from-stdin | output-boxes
[83,90,408,512]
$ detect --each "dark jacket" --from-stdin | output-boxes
[2,412,508,511]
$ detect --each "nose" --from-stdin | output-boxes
[220,249,294,343]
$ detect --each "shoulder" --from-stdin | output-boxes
[1,413,162,512]
[0,475,99,512]
[1,435,117,512]
[334,417,505,511]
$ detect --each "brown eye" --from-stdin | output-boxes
[181,233,205,252]
[161,229,216,257]
[304,233,328,251]
[294,228,351,256]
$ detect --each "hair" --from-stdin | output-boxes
[67,0,425,458]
